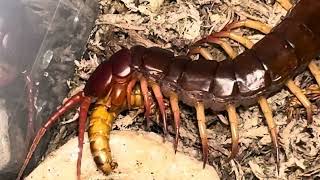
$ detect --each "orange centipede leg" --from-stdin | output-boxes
[194,37,237,59]
[150,82,167,135]
[188,47,214,60]
[223,19,272,34]
[169,92,181,152]
[226,104,239,161]
[211,31,254,49]
[140,77,152,128]
[276,0,293,11]
[258,97,280,171]
[308,61,320,87]
[286,79,313,124]
[195,102,208,168]
[126,78,137,109]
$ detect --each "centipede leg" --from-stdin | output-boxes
[211,31,254,49]
[16,92,85,180]
[195,102,208,168]
[193,37,237,59]
[223,19,272,34]
[126,78,137,109]
[276,0,293,10]
[286,79,313,123]
[77,97,92,180]
[308,61,320,87]
[188,47,214,60]
[258,97,280,171]
[150,82,167,135]
[169,92,181,152]
[226,104,239,161]
[140,77,152,128]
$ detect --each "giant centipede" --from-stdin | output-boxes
[16,0,320,179]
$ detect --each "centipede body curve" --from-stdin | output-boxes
[17,0,320,179]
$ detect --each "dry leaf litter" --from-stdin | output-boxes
[43,0,320,179]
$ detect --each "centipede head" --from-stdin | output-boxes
[84,48,133,99]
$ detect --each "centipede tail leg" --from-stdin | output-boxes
[140,77,152,128]
[77,97,92,180]
[150,82,168,135]
[258,97,280,172]
[16,92,85,180]
[308,61,320,87]
[169,92,181,152]
[226,104,239,161]
[286,80,313,124]
[195,102,208,168]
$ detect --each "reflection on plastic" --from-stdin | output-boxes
[0,0,98,179]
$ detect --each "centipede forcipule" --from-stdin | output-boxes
[17,0,320,179]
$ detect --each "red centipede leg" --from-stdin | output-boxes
[126,78,137,109]
[150,82,167,135]
[195,102,208,168]
[16,92,85,180]
[276,0,293,10]
[140,77,151,128]
[77,96,92,180]
[258,97,280,172]
[226,104,239,161]
[308,61,320,87]
[286,80,313,124]
[223,19,272,34]
[169,92,181,153]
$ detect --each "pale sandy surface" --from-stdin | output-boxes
[27,131,220,180]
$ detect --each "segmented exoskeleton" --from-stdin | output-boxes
[17,0,320,179]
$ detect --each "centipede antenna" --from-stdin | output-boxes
[150,82,168,135]
[195,102,209,168]
[211,31,254,49]
[77,96,92,180]
[258,97,280,172]
[308,61,320,87]
[126,78,138,109]
[276,0,293,10]
[169,92,181,153]
[16,92,85,180]
[286,80,313,124]
[188,47,214,60]
[223,20,272,34]
[226,104,239,161]
[140,77,152,128]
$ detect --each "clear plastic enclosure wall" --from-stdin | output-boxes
[0,0,97,178]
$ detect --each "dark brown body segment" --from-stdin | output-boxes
[180,58,218,92]
[234,50,271,96]
[130,0,320,111]
[210,60,237,98]
[252,34,298,83]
